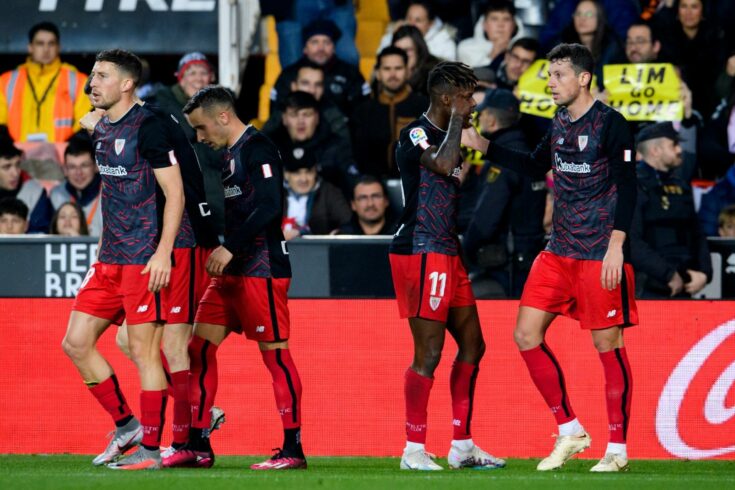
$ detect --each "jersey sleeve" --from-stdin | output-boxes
[603,111,637,234]
[222,140,283,254]
[138,115,177,169]
[483,129,551,178]
[396,125,430,171]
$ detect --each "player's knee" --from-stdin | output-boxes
[513,327,540,350]
[61,335,90,362]
[417,349,442,374]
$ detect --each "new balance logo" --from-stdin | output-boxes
[137,305,148,313]
[256,326,265,333]
[170,306,181,314]
[452,419,461,426]
[607,309,617,318]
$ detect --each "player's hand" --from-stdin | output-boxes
[80,109,104,134]
[142,250,171,292]
[206,246,234,277]
[461,127,489,153]
[283,228,301,241]
[684,269,707,295]
[451,94,474,121]
[600,246,624,290]
[668,271,684,297]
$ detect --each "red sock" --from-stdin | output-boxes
[520,344,576,424]
[405,368,433,444]
[450,360,478,440]
[170,370,191,445]
[161,351,174,397]
[261,349,303,429]
[140,389,167,449]
[599,347,633,443]
[188,336,218,429]
[89,374,133,424]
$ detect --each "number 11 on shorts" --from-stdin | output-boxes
[429,271,446,297]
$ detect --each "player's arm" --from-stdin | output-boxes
[139,116,185,292]
[600,112,637,291]
[462,126,551,178]
[420,106,468,177]
[207,143,282,276]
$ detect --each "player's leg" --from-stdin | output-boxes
[107,321,167,470]
[115,323,131,359]
[62,311,142,465]
[444,305,505,469]
[162,322,193,450]
[246,277,306,470]
[590,326,631,472]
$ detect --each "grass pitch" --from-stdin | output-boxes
[1,455,733,490]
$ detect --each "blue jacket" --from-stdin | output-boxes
[698,165,735,236]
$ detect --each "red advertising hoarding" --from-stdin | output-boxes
[0,299,733,459]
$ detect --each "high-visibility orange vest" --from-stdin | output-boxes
[0,59,87,142]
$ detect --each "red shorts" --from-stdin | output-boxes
[163,247,214,324]
[195,275,291,342]
[73,262,166,326]
[520,251,638,330]
[389,252,476,322]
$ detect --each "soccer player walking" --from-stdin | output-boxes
[61,49,185,470]
[390,61,506,471]
[172,86,306,470]
[462,43,637,472]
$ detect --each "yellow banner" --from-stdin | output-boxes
[517,59,557,119]
[603,63,683,121]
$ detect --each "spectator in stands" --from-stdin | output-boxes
[351,47,428,179]
[263,0,360,68]
[270,91,358,194]
[558,0,626,83]
[282,147,352,239]
[0,22,88,142]
[50,201,88,236]
[653,0,727,116]
[631,122,712,298]
[0,134,52,233]
[271,19,369,119]
[262,62,349,144]
[380,1,457,61]
[390,25,440,96]
[718,204,735,237]
[625,21,662,63]
[49,134,102,236]
[152,52,224,233]
[462,89,546,298]
[338,176,396,235]
[489,37,540,91]
[698,164,735,236]
[0,198,29,235]
[540,0,639,51]
[457,0,523,68]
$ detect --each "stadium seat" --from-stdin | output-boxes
[355,20,386,58]
[265,15,278,54]
[385,178,404,215]
[258,84,273,122]
[360,57,376,82]
[356,0,390,22]
[264,53,281,87]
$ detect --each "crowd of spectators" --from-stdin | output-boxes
[2,1,735,298]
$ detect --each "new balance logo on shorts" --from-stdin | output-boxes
[256,326,265,333]
[607,309,617,318]
[170,306,181,314]
[136,305,149,313]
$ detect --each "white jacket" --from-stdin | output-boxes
[379,17,457,61]
[457,15,527,68]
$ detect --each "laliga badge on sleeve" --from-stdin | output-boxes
[409,127,430,150]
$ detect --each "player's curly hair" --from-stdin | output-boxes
[427,61,478,99]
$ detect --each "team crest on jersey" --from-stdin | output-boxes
[114,139,125,155]
[578,135,588,151]
[409,127,429,149]
[429,296,442,311]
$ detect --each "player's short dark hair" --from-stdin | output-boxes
[182,85,236,115]
[352,175,387,200]
[0,198,29,220]
[510,37,540,56]
[547,43,595,88]
[64,133,94,160]
[376,46,409,69]
[96,49,143,86]
[485,0,516,17]
[283,91,319,112]
[427,61,478,98]
[28,21,59,43]
[627,21,658,44]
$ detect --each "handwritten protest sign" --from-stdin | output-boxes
[604,63,683,121]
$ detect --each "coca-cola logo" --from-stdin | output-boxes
[656,320,735,458]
